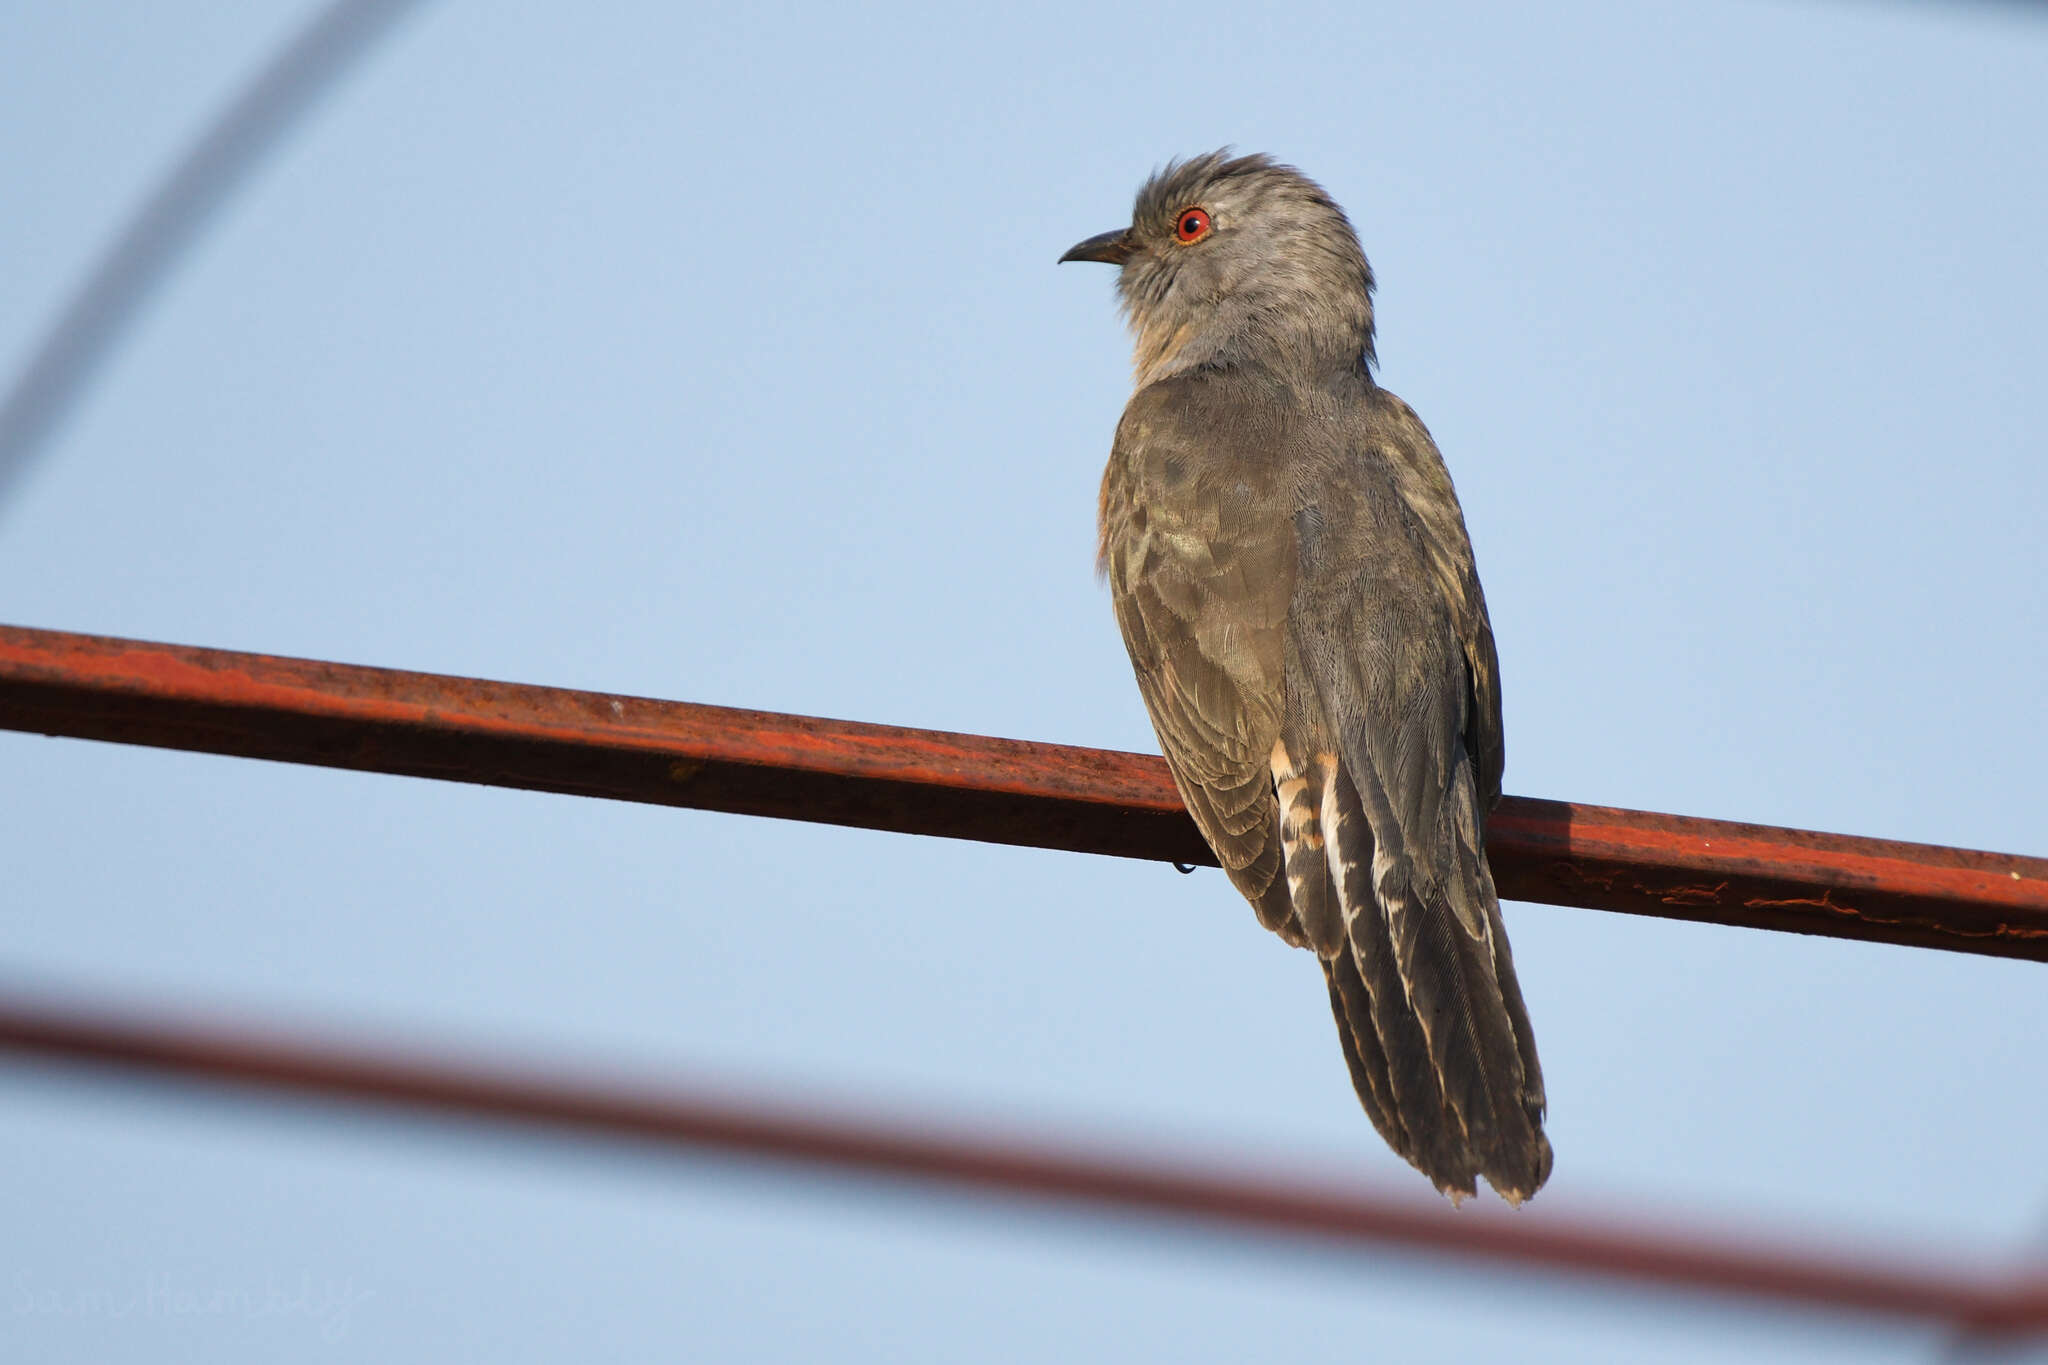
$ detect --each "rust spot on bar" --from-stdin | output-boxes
[1743,892,1852,915]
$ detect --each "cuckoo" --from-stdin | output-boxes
[1061,152,1551,1204]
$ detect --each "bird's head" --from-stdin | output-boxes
[1060,151,1377,387]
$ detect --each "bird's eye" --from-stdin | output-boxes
[1175,208,1211,243]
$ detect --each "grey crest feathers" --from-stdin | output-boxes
[1090,152,1376,386]
[1065,151,1551,1204]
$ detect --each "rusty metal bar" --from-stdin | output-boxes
[2,623,2044,960]
[1,988,2042,1332]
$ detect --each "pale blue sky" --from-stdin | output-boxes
[3,2,2046,1360]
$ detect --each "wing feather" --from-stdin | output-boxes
[1103,380,1298,941]
[1288,400,1549,1202]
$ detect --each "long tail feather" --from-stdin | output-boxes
[1323,765,1479,1198]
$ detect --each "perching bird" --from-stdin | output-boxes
[1062,152,1550,1205]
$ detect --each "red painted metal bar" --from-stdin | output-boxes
[1,988,2042,1332]
[3,623,2045,960]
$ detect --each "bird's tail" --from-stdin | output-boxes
[1311,758,1550,1204]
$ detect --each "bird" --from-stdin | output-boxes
[1060,152,1551,1205]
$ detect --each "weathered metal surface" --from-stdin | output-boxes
[1487,798,2048,959]
[0,989,2041,1331]
[3,624,2045,959]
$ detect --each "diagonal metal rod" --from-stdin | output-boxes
[2,623,2044,960]
[0,0,426,512]
[1,986,2044,1332]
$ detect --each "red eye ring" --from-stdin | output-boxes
[1174,207,1211,243]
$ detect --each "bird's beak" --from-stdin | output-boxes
[1058,228,1135,266]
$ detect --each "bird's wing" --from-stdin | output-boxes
[1286,393,1548,1203]
[1100,377,1299,941]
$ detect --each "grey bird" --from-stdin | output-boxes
[1062,152,1551,1204]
